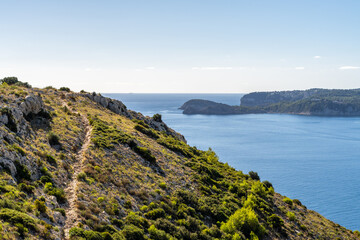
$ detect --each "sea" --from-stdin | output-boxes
[104,93,360,231]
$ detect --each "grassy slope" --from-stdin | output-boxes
[0,84,358,240]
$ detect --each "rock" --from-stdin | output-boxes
[53,211,65,225]
[19,94,45,116]
[0,114,8,125]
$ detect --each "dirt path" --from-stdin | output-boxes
[62,103,92,239]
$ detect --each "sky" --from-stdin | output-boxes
[1,0,360,93]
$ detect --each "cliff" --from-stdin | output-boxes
[0,79,358,239]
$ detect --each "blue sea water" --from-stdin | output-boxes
[104,93,360,231]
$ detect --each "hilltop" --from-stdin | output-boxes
[0,78,359,240]
[180,88,360,116]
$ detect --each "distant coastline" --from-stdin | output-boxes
[180,88,360,116]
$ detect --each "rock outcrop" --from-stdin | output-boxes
[81,92,186,142]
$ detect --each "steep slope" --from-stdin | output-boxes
[0,81,359,240]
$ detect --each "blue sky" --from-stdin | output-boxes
[1,0,360,92]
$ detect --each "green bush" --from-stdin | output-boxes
[0,208,37,230]
[293,199,302,206]
[35,199,47,213]
[267,214,284,230]
[148,225,169,240]
[89,116,131,149]
[144,208,165,220]
[59,87,71,92]
[282,197,293,206]
[1,77,19,85]
[121,224,145,240]
[152,113,162,122]
[221,207,265,238]
[69,227,85,237]
[286,211,296,221]
[44,182,66,203]
[159,182,167,189]
[133,146,156,163]
[262,180,273,190]
[54,208,66,216]
[248,171,260,181]
[46,154,57,165]
[18,183,35,194]
[47,132,60,146]
[77,172,87,181]
[14,160,31,182]
[134,124,159,139]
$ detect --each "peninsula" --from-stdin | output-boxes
[180,88,360,116]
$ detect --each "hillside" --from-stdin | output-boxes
[180,89,360,116]
[0,78,359,240]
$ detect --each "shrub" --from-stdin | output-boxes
[35,199,47,213]
[282,197,293,206]
[293,199,302,206]
[46,154,57,165]
[251,182,266,197]
[152,113,162,122]
[133,146,156,163]
[69,227,85,238]
[148,225,169,240]
[77,172,87,181]
[286,211,296,221]
[14,160,31,182]
[144,208,165,220]
[47,132,60,146]
[1,77,19,85]
[59,87,71,92]
[121,224,145,240]
[44,183,66,203]
[262,180,273,190]
[54,208,66,216]
[18,183,35,194]
[134,124,159,139]
[112,232,125,240]
[0,208,37,230]
[267,214,284,230]
[15,223,28,238]
[221,207,265,238]
[248,171,260,181]
[159,182,167,189]
[84,230,104,240]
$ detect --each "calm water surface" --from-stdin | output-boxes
[104,93,360,230]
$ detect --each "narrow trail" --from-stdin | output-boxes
[62,102,92,239]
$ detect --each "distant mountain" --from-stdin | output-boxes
[180,88,360,116]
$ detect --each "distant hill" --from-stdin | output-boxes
[180,88,360,116]
[0,79,359,239]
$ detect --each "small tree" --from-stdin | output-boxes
[152,113,162,122]
[248,171,260,181]
[1,77,19,85]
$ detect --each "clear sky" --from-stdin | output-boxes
[1,0,360,93]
